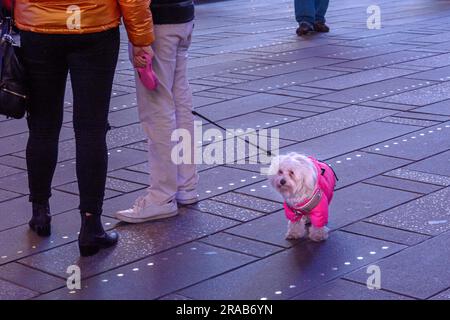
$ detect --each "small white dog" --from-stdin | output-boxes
[268,152,337,242]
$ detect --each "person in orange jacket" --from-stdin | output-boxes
[12,0,154,257]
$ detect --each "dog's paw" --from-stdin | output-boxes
[309,226,329,242]
[285,221,307,240]
[285,232,302,240]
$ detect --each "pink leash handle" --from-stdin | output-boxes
[136,53,159,91]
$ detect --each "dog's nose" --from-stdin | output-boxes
[280,178,286,185]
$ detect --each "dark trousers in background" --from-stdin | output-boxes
[295,0,329,24]
[20,27,120,215]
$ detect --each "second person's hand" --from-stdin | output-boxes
[132,45,154,68]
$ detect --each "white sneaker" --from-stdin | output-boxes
[115,196,178,223]
[176,189,199,205]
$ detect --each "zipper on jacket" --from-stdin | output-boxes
[2,87,27,99]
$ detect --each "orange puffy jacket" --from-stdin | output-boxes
[14,0,154,46]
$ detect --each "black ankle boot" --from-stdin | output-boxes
[29,202,51,237]
[78,213,119,257]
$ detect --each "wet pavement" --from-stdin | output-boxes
[1,0,450,300]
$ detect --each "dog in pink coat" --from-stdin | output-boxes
[268,152,337,241]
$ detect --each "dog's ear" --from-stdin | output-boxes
[302,169,317,192]
[268,155,283,175]
[292,156,317,191]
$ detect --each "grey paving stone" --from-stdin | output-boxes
[343,230,450,299]
[54,181,122,200]
[406,150,450,177]
[190,199,265,222]
[212,192,283,213]
[393,111,450,122]
[413,99,450,115]
[105,177,146,193]
[261,107,316,118]
[0,189,21,203]
[0,278,37,300]
[276,106,396,142]
[0,132,29,157]
[363,175,443,194]
[237,57,343,77]
[320,43,416,60]
[208,87,256,97]
[0,118,28,138]
[292,279,411,300]
[285,86,334,95]
[304,68,415,90]
[159,294,191,300]
[367,187,450,235]
[0,155,27,170]
[179,231,405,300]
[316,78,434,104]
[302,99,349,109]
[0,148,146,195]
[328,183,419,230]
[235,180,283,203]
[0,263,65,294]
[188,59,257,79]
[380,82,450,106]
[364,122,450,160]
[195,167,266,200]
[200,232,284,258]
[0,209,117,265]
[430,289,450,300]
[334,51,437,70]
[107,124,147,149]
[108,169,149,186]
[279,121,420,160]
[194,93,297,121]
[193,94,224,107]
[194,90,242,100]
[204,111,297,131]
[19,207,237,279]
[399,52,450,67]
[267,89,317,99]
[342,222,430,246]
[225,209,296,248]
[360,100,417,111]
[277,102,333,113]
[37,242,254,300]
[378,116,438,127]
[324,151,411,189]
[406,65,450,82]
[108,107,140,128]
[386,168,450,186]
[0,191,79,232]
[0,127,73,157]
[228,69,343,92]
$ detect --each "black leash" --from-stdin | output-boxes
[192,110,272,157]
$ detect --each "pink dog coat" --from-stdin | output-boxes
[284,157,337,228]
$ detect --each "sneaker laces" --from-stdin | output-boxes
[132,196,146,211]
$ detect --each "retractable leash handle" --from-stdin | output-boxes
[191,110,272,157]
[136,52,158,91]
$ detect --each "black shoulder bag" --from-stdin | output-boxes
[0,0,28,119]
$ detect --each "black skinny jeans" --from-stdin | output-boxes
[20,28,120,215]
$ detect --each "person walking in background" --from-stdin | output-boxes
[116,0,198,223]
[295,0,330,36]
[12,0,154,256]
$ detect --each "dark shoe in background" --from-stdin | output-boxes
[296,22,314,36]
[29,202,51,237]
[78,213,119,257]
[314,21,330,33]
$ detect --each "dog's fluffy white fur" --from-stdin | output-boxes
[268,152,329,241]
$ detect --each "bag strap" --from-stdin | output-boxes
[10,0,14,31]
